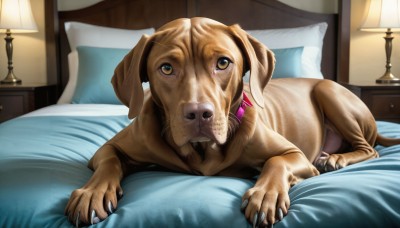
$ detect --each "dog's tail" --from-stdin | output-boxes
[376,134,400,147]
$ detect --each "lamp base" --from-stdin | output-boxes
[1,71,21,84]
[376,72,400,84]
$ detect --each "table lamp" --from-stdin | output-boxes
[360,0,400,83]
[0,0,38,84]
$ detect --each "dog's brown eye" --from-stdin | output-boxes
[216,57,231,70]
[160,63,173,75]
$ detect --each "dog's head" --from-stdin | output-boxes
[112,17,274,150]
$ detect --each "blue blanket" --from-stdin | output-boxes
[0,115,399,227]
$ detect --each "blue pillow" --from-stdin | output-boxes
[72,46,130,104]
[271,46,304,78]
[243,46,304,82]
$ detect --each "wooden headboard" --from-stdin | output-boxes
[44,0,350,96]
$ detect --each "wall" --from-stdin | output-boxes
[8,0,388,84]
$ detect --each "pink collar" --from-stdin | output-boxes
[235,92,253,123]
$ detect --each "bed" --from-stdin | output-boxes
[1,0,400,227]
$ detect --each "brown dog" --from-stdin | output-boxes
[65,17,400,227]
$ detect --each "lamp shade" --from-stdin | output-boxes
[0,0,37,33]
[361,0,400,31]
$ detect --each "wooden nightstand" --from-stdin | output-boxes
[0,83,57,123]
[342,82,400,123]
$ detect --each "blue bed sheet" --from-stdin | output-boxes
[0,115,399,227]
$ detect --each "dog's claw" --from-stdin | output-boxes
[252,213,258,228]
[277,208,283,221]
[240,199,248,211]
[258,212,266,227]
[91,210,100,225]
[91,210,95,225]
[335,163,342,171]
[75,212,80,228]
[118,191,124,200]
[108,201,113,214]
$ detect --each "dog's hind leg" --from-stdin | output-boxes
[312,80,379,172]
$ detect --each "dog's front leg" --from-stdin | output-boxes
[64,144,129,227]
[241,152,319,227]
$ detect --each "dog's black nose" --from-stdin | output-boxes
[184,102,214,121]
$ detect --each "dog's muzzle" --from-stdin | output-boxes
[183,102,217,142]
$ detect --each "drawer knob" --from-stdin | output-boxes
[390,103,395,109]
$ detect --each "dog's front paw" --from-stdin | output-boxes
[241,185,289,228]
[64,183,123,227]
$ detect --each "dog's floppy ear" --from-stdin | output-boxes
[112,34,153,119]
[228,24,275,108]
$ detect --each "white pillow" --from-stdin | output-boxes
[58,51,79,104]
[57,22,155,104]
[65,22,155,51]
[247,22,328,79]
